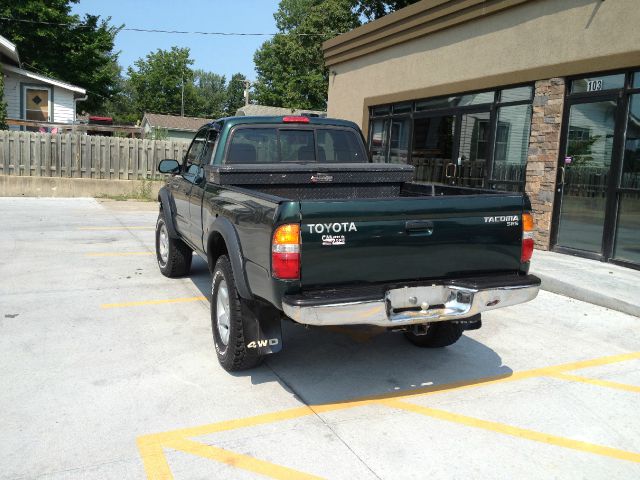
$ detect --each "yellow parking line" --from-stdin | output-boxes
[86,252,154,257]
[382,399,640,464]
[101,296,206,309]
[164,437,324,480]
[549,372,640,393]
[137,351,640,478]
[78,226,154,230]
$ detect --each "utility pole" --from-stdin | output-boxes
[243,80,251,106]
[181,73,185,117]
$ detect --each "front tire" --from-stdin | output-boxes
[211,255,264,371]
[404,321,464,348]
[155,212,192,278]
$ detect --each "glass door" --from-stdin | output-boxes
[556,99,618,254]
[613,93,640,265]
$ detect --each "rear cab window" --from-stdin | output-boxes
[225,125,367,164]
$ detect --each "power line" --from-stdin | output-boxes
[0,16,343,37]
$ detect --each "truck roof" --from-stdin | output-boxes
[210,116,360,130]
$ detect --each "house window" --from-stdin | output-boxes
[25,87,50,123]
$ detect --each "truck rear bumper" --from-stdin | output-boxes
[282,275,540,327]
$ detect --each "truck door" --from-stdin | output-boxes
[188,127,219,251]
[169,128,208,243]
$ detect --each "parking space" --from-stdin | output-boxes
[1,198,639,480]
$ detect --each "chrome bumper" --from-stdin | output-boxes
[282,280,540,327]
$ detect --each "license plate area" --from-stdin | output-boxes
[386,286,453,313]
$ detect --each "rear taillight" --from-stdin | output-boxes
[272,224,300,280]
[521,213,535,263]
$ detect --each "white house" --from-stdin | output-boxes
[1,34,86,129]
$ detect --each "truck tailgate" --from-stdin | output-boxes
[299,195,524,288]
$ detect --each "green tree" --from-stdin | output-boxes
[225,73,248,115]
[193,70,227,118]
[354,0,420,20]
[0,0,121,112]
[127,47,198,117]
[253,0,360,110]
[0,72,7,129]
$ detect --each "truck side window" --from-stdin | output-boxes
[184,128,208,175]
[203,129,219,165]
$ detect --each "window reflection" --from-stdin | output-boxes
[389,117,411,164]
[614,193,640,264]
[369,118,389,163]
[622,94,640,189]
[411,115,455,183]
[458,111,490,188]
[492,104,532,186]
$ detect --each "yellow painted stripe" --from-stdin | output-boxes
[137,437,174,480]
[141,351,640,442]
[101,296,206,309]
[165,437,324,480]
[79,226,154,230]
[86,252,154,257]
[383,399,640,464]
[136,350,640,479]
[549,372,640,393]
[142,406,318,444]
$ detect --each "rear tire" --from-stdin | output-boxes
[404,321,464,348]
[211,255,264,371]
[155,212,192,278]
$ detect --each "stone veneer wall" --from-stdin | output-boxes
[525,78,566,249]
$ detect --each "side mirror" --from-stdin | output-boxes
[158,159,180,174]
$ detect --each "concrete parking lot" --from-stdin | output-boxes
[1,197,639,480]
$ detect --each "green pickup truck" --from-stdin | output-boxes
[155,115,540,371]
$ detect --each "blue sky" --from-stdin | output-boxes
[71,0,281,82]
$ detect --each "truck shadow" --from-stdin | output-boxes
[187,256,512,406]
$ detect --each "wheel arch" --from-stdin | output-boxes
[206,217,252,299]
[158,186,179,238]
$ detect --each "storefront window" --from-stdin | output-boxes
[571,73,626,94]
[411,115,455,183]
[393,103,412,114]
[371,105,390,116]
[614,193,640,264]
[491,104,532,187]
[369,118,389,163]
[368,84,533,189]
[389,117,411,164]
[621,94,640,189]
[500,86,533,103]
[634,72,640,89]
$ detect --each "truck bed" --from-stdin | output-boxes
[205,163,503,201]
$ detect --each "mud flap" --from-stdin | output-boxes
[241,301,283,355]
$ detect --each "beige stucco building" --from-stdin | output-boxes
[324,0,640,269]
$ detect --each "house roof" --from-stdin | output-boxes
[142,113,213,132]
[0,35,20,66]
[235,104,326,117]
[2,63,86,96]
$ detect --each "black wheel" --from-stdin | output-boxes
[211,255,264,371]
[404,321,464,348]
[155,212,192,278]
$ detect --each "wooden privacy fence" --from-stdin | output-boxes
[0,131,189,180]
